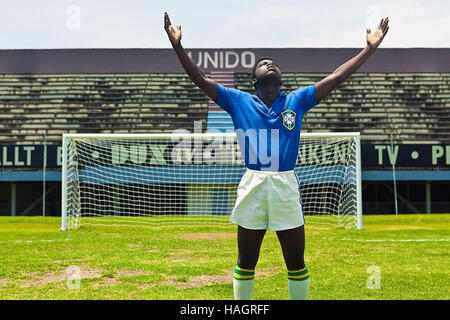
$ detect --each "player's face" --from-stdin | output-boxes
[254,59,281,84]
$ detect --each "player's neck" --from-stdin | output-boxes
[256,83,280,109]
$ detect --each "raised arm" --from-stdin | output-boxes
[164,12,218,101]
[315,17,390,102]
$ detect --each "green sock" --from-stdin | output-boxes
[233,264,255,300]
[287,264,310,300]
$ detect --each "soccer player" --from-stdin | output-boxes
[164,12,389,300]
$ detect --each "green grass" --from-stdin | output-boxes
[0,214,449,300]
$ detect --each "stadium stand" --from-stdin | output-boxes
[0,73,208,144]
[4,72,446,145]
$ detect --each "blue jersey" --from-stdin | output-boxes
[215,84,319,171]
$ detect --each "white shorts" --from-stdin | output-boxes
[230,169,305,231]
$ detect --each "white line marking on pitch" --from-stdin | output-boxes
[0,238,73,243]
[341,239,450,242]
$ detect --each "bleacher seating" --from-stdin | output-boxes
[235,72,450,144]
[0,72,448,144]
[0,73,208,144]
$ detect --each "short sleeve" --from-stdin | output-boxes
[291,85,319,114]
[214,84,243,114]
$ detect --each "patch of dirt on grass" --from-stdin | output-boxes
[180,233,235,240]
[371,225,429,231]
[20,266,102,288]
[166,249,202,261]
[94,270,151,287]
[101,233,121,237]
[136,273,231,289]
[388,225,427,230]
[127,244,143,248]
[0,278,10,287]
[137,265,278,289]
[175,274,232,288]
[46,258,94,264]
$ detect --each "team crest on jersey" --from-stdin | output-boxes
[281,110,296,131]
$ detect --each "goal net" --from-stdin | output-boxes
[61,132,362,230]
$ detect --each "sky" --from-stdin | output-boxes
[0,0,449,49]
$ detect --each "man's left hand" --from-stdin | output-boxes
[366,17,389,49]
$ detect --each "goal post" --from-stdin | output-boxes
[61,132,362,230]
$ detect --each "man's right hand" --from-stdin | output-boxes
[164,12,181,48]
[163,12,218,101]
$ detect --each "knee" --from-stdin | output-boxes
[285,255,305,271]
[237,254,259,270]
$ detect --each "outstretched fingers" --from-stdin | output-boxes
[383,17,389,33]
[379,17,389,33]
[377,18,383,30]
[382,25,389,39]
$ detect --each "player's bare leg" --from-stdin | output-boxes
[276,225,310,300]
[233,225,266,300]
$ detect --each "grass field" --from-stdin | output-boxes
[0,214,448,300]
